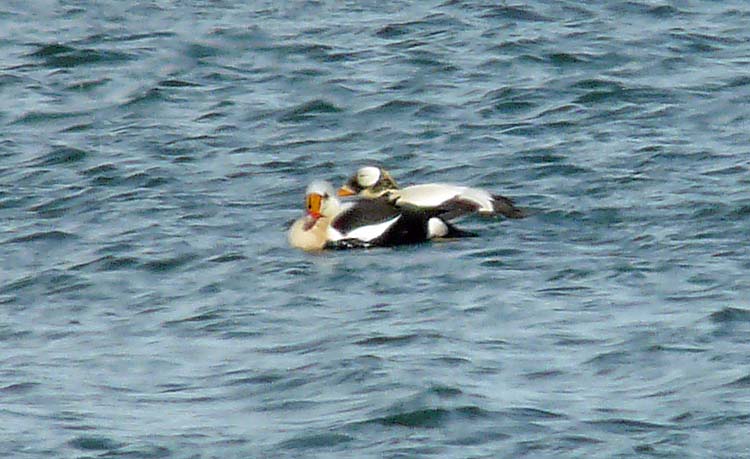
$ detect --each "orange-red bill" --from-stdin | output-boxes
[306,193,323,218]
[337,186,355,197]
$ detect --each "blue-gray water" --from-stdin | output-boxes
[2,1,750,457]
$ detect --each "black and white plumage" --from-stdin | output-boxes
[288,180,474,250]
[339,166,525,219]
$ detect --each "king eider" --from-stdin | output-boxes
[288,180,475,250]
[338,166,525,219]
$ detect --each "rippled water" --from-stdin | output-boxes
[2,1,750,457]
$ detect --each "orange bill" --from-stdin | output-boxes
[337,186,355,197]
[306,193,323,217]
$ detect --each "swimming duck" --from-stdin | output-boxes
[338,166,525,219]
[288,180,474,250]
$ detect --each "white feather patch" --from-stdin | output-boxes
[346,215,401,242]
[398,183,494,212]
[427,218,449,238]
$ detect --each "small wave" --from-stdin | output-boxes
[209,253,247,263]
[585,418,669,434]
[368,406,490,429]
[72,255,140,272]
[709,307,750,323]
[725,374,750,388]
[0,382,40,394]
[68,435,124,451]
[479,4,551,22]
[278,99,342,123]
[142,254,198,273]
[356,99,423,117]
[278,432,354,450]
[355,334,419,346]
[375,22,415,39]
[28,43,134,68]
[6,230,77,244]
[159,78,200,88]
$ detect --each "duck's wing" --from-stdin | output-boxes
[329,199,403,242]
[398,183,525,219]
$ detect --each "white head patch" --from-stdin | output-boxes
[356,166,381,188]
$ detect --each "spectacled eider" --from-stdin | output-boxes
[338,166,525,219]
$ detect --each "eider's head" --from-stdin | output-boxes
[304,180,339,229]
[338,166,399,198]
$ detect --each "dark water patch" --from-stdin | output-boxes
[729,204,750,219]
[121,87,168,107]
[72,255,140,272]
[465,247,524,259]
[82,163,121,186]
[446,429,511,446]
[403,51,459,72]
[524,369,565,380]
[0,72,24,88]
[289,67,325,80]
[95,444,171,458]
[479,4,551,22]
[0,382,39,394]
[506,407,566,421]
[548,268,594,282]
[480,100,536,117]
[279,42,335,61]
[586,418,669,434]
[357,99,423,117]
[725,374,750,388]
[195,111,226,122]
[279,432,354,450]
[669,30,740,53]
[355,334,419,347]
[487,37,546,54]
[428,385,463,398]
[608,2,686,18]
[258,337,331,355]
[29,189,91,218]
[529,163,590,179]
[725,75,750,89]
[547,52,588,65]
[68,435,124,451]
[141,254,198,273]
[514,149,568,165]
[6,230,77,244]
[537,285,592,297]
[159,78,200,88]
[28,43,134,68]
[0,325,31,340]
[278,99,342,122]
[184,42,224,60]
[709,307,750,324]
[209,252,247,263]
[695,413,750,429]
[368,406,489,429]
[33,146,88,166]
[584,351,631,375]
[28,43,75,57]
[226,371,285,387]
[375,22,416,39]
[61,122,95,133]
[702,165,747,177]
[118,170,172,189]
[647,345,706,354]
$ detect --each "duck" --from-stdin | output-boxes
[338,166,525,219]
[288,180,475,250]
